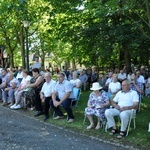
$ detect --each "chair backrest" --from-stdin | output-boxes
[107,92,111,99]
[73,87,81,101]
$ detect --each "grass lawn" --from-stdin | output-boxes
[26,90,150,149]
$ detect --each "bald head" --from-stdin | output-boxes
[121,80,130,92]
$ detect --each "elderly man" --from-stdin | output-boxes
[40,72,56,121]
[105,80,139,138]
[50,72,74,123]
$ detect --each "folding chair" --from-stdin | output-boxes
[126,109,136,136]
[105,109,136,136]
[83,114,106,129]
[71,87,81,107]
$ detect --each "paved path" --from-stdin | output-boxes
[0,106,129,150]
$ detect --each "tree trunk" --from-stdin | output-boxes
[119,45,124,69]
[20,26,26,69]
[9,52,14,68]
[72,59,76,70]
[41,57,45,70]
[122,43,131,74]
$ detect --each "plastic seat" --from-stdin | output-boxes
[71,87,81,107]
[105,109,136,136]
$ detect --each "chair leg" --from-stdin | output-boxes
[53,111,55,118]
[126,115,132,136]
[83,115,87,125]
[105,122,108,132]
[133,118,136,129]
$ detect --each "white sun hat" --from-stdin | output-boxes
[90,82,103,90]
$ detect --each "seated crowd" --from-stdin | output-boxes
[0,65,149,139]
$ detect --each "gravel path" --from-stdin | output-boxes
[0,106,132,150]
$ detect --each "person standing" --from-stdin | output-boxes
[32,57,42,70]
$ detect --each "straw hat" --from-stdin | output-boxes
[90,82,103,90]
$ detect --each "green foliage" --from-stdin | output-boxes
[0,0,149,69]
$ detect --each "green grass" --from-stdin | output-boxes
[25,91,150,149]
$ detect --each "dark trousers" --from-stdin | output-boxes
[44,97,52,116]
[50,97,74,119]
[35,92,43,111]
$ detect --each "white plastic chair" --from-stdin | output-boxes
[126,109,136,136]
[105,109,136,136]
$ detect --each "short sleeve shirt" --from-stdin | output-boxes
[118,73,127,80]
[70,79,81,87]
[9,78,19,88]
[32,62,41,69]
[109,82,121,93]
[54,79,73,99]
[113,90,139,108]
[41,79,56,97]
[137,75,145,84]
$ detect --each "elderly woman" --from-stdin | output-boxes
[23,68,44,116]
[108,74,121,104]
[69,71,82,105]
[70,71,82,88]
[1,72,19,106]
[85,82,110,130]
[10,70,32,109]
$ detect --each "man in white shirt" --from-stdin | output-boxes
[50,72,74,123]
[118,69,127,83]
[105,80,139,138]
[136,70,145,84]
[40,72,56,121]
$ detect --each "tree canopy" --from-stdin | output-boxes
[0,0,149,72]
